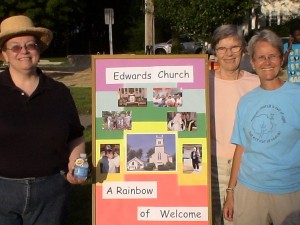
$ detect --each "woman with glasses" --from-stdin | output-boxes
[223,29,300,224]
[0,15,85,225]
[209,24,260,225]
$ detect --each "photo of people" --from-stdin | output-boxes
[153,88,182,107]
[167,112,197,131]
[182,144,202,174]
[102,111,132,130]
[182,112,197,131]
[99,144,120,173]
[167,112,185,131]
[118,88,147,107]
[126,134,176,172]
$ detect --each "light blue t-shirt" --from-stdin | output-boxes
[231,82,300,194]
[284,42,300,83]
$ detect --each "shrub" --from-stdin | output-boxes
[144,163,155,171]
[157,164,169,171]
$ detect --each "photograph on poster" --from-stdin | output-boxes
[167,112,197,131]
[102,111,132,130]
[153,88,183,107]
[118,88,147,107]
[182,144,202,174]
[126,134,176,172]
[98,144,121,173]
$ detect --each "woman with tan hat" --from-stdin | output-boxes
[0,15,86,224]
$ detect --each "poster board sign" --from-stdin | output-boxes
[92,55,211,225]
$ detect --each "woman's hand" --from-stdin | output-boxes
[67,136,86,184]
[66,165,86,184]
[223,192,234,221]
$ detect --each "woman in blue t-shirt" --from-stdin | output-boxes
[223,29,300,225]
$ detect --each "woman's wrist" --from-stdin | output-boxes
[226,187,235,193]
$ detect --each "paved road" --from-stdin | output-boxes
[80,114,92,128]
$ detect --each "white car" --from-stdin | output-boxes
[154,37,204,54]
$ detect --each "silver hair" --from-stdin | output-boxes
[211,24,246,52]
[247,29,283,58]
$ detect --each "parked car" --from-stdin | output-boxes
[154,37,205,54]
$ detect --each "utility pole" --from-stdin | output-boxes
[145,0,155,54]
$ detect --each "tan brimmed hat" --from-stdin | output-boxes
[0,15,53,52]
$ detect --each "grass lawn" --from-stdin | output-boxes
[70,87,92,115]
[66,87,93,225]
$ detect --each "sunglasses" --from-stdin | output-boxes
[4,42,39,53]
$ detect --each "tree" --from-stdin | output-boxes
[0,0,85,35]
[127,149,137,162]
[0,0,259,55]
[127,148,144,161]
[146,148,155,160]
[271,16,300,37]
[136,149,143,159]
[0,0,86,56]
[0,0,147,54]
[155,0,256,43]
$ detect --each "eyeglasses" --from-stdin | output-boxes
[215,46,242,54]
[4,42,39,53]
[253,54,281,63]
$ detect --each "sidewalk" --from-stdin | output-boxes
[80,114,92,128]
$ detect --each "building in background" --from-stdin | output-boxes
[244,0,300,35]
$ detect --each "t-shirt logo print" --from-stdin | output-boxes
[249,104,285,144]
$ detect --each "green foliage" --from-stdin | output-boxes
[0,0,269,56]
[0,0,142,54]
[0,0,86,56]
[124,19,145,51]
[157,164,169,171]
[166,161,176,170]
[127,150,135,162]
[127,149,144,162]
[271,17,300,37]
[45,0,85,28]
[155,0,256,42]
[144,163,155,171]
[136,149,143,159]
[146,147,155,159]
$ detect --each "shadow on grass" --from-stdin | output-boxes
[65,184,92,225]
[65,126,93,225]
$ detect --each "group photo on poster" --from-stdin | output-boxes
[118,88,147,107]
[153,88,183,107]
[102,111,132,130]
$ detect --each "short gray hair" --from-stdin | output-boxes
[211,24,246,52]
[247,29,283,58]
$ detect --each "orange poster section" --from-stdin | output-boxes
[95,174,209,225]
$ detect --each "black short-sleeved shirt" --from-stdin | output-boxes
[0,67,84,178]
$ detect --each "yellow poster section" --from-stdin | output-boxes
[95,121,208,186]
